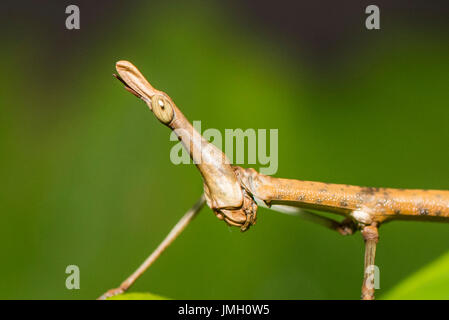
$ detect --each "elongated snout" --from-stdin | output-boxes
[115,60,159,102]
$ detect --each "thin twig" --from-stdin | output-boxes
[267,204,356,235]
[361,223,379,300]
[98,194,206,300]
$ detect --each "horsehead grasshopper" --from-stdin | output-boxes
[99,60,449,300]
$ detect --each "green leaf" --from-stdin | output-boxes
[107,292,169,300]
[383,251,449,299]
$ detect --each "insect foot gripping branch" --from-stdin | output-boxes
[114,60,257,231]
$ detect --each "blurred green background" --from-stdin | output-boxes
[1,0,448,299]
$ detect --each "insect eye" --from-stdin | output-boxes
[151,95,174,124]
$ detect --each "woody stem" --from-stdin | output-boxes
[361,223,379,300]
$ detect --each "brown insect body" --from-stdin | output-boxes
[235,167,449,225]
[105,60,449,301]
[114,60,449,230]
